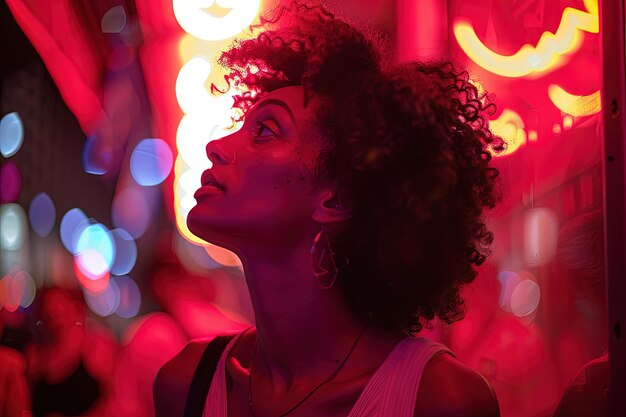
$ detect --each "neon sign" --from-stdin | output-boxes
[489,109,527,157]
[548,84,601,117]
[453,0,598,78]
[173,0,261,41]
[173,0,260,266]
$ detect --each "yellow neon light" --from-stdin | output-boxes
[548,84,601,117]
[453,0,598,77]
[173,2,258,267]
[173,0,261,41]
[563,115,574,130]
[489,109,527,157]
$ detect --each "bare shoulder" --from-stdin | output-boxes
[153,339,212,417]
[415,353,500,417]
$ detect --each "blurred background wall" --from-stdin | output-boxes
[0,1,613,417]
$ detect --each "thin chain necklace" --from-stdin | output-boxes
[247,322,370,417]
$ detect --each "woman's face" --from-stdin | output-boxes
[187,86,328,248]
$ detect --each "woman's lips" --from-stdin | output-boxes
[201,169,224,189]
[194,184,225,201]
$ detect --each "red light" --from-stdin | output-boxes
[73,258,110,293]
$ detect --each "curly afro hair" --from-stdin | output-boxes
[216,1,505,334]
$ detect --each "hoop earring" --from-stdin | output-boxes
[309,225,349,289]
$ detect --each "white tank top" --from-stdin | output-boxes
[203,329,454,417]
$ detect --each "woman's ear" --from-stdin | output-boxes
[312,189,354,223]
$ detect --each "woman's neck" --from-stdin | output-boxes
[238,239,372,393]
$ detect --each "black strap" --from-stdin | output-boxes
[183,334,237,417]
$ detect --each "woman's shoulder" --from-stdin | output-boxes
[153,329,247,417]
[153,338,214,417]
[415,353,500,417]
[152,332,241,417]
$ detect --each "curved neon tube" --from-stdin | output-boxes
[453,0,598,77]
[548,84,601,117]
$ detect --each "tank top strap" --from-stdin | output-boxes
[202,327,252,417]
[348,336,454,417]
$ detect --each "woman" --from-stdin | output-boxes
[155,2,504,416]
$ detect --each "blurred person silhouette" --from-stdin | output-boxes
[26,287,116,417]
[553,208,609,417]
[0,311,31,417]
[155,2,505,416]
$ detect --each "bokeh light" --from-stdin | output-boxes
[109,44,135,71]
[76,224,116,276]
[130,138,173,186]
[17,270,37,308]
[172,0,252,249]
[176,114,218,170]
[176,57,212,115]
[109,228,137,276]
[74,258,110,293]
[511,279,541,317]
[114,275,141,318]
[489,109,527,157]
[0,204,27,251]
[0,160,22,203]
[173,0,261,41]
[82,135,113,175]
[498,270,521,313]
[112,186,150,238]
[498,270,540,317]
[60,208,89,253]
[28,192,56,238]
[563,115,574,130]
[101,5,127,34]
[0,272,20,312]
[524,207,559,267]
[83,278,120,317]
[0,112,24,157]
[0,268,35,311]
[76,249,110,280]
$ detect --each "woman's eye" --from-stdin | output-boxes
[252,121,278,141]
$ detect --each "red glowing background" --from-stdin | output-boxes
[0,1,618,416]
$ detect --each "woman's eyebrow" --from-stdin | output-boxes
[252,99,296,124]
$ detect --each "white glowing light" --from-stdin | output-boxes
[101,5,127,33]
[76,248,109,279]
[0,204,27,251]
[177,115,216,170]
[173,0,261,41]
[176,57,213,115]
[76,223,115,271]
[524,208,559,267]
[0,112,24,158]
[180,193,197,213]
[173,0,257,251]
[511,279,541,317]
[179,169,202,194]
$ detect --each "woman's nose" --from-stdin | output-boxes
[206,138,236,165]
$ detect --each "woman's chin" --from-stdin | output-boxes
[186,206,211,239]
[186,207,232,244]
